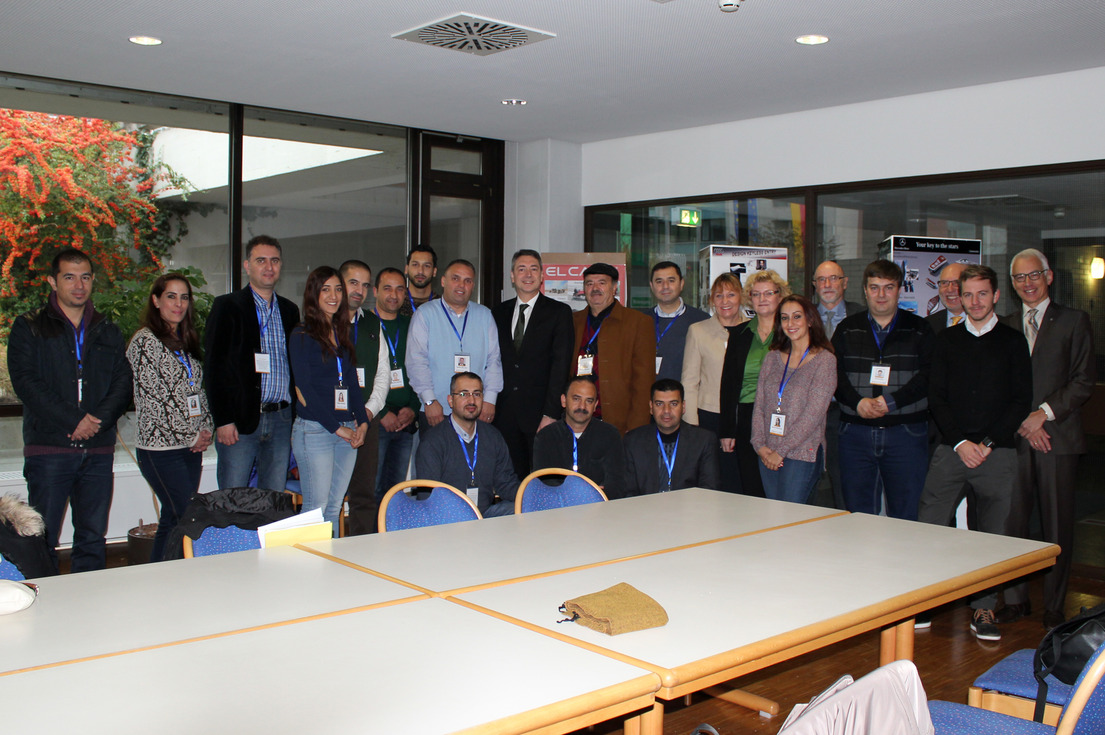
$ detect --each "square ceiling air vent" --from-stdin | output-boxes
[393,13,556,56]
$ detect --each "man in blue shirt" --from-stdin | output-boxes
[643,261,707,382]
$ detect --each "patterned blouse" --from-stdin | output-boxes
[127,328,213,450]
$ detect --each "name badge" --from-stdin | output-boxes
[655,356,663,373]
[870,364,891,386]
[454,354,470,373]
[254,352,271,374]
[77,378,83,404]
[334,387,349,411]
[356,367,366,388]
[186,394,202,418]
[577,354,594,376]
[390,368,405,389]
[466,487,480,505]
[770,413,787,436]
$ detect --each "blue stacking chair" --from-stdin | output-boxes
[377,480,482,533]
[182,525,261,558]
[968,648,1074,725]
[929,640,1105,734]
[0,553,25,581]
[515,469,608,514]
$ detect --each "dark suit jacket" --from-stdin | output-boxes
[204,286,300,435]
[571,301,654,434]
[493,294,574,434]
[623,423,721,496]
[925,309,965,335]
[1001,302,1095,454]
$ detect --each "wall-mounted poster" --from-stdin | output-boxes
[540,253,628,309]
[697,245,789,316]
[878,236,982,316]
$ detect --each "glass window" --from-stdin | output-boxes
[430,145,482,175]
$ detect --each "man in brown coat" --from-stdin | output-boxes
[571,263,653,434]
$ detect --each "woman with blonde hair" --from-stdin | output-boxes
[717,269,791,497]
[682,272,747,493]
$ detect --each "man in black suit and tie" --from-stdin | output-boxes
[623,379,721,495]
[492,249,575,480]
[999,248,1096,629]
[925,261,969,335]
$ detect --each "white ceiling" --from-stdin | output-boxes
[1,0,1104,144]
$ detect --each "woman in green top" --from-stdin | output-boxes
[718,269,791,497]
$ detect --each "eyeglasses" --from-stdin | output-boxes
[812,275,842,285]
[451,390,483,399]
[1011,269,1048,284]
[936,279,959,288]
[750,289,780,299]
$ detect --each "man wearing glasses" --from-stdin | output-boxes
[925,262,969,334]
[999,249,1095,630]
[813,260,864,509]
[415,372,517,517]
[831,260,935,521]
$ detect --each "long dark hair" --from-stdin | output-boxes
[771,295,833,354]
[141,273,202,358]
[301,266,354,358]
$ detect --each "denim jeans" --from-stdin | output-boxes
[375,428,415,502]
[838,421,929,520]
[137,447,203,562]
[759,446,823,505]
[292,418,358,536]
[24,452,114,573]
[215,406,293,492]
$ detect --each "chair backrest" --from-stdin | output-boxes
[1058,640,1105,735]
[378,481,482,532]
[183,525,261,558]
[0,554,25,581]
[515,469,608,514]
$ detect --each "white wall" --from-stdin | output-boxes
[580,66,1105,207]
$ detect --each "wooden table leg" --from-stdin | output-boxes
[701,686,780,717]
[879,626,897,666]
[880,620,915,665]
[624,701,663,735]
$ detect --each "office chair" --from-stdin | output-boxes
[377,480,481,532]
[515,468,607,514]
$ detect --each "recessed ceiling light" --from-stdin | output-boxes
[128,35,162,46]
[501,99,527,106]
[795,35,829,45]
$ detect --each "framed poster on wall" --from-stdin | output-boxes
[540,253,628,309]
[697,245,789,316]
[878,236,982,316]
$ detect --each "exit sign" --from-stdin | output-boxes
[671,207,701,227]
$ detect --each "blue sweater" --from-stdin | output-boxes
[288,327,368,432]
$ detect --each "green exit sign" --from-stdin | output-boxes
[680,209,700,226]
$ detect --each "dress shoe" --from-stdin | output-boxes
[1043,610,1065,630]
[994,602,1031,624]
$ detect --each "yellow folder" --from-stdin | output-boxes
[262,522,333,548]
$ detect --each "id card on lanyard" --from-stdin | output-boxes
[869,313,897,387]
[376,312,406,389]
[72,317,86,404]
[578,318,604,376]
[771,347,810,437]
[442,301,471,373]
[654,313,676,374]
[334,341,349,411]
[175,350,202,417]
[254,295,276,374]
[459,430,479,504]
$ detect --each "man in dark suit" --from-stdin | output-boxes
[925,261,969,334]
[492,249,575,479]
[813,260,864,510]
[1000,248,1096,629]
[623,379,720,495]
[204,235,300,492]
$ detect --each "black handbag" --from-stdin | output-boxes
[1033,601,1105,721]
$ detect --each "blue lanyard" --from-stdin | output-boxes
[71,316,86,370]
[441,299,469,348]
[869,312,899,358]
[333,330,345,387]
[352,314,359,344]
[583,315,605,354]
[656,430,680,491]
[174,350,195,390]
[407,292,416,312]
[571,432,579,472]
[777,347,811,409]
[375,309,400,368]
[253,289,276,348]
[654,312,677,347]
[458,430,479,486]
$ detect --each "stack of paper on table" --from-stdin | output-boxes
[258,509,332,548]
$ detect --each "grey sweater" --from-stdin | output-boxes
[751,348,837,462]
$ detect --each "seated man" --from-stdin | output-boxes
[531,376,625,499]
[624,379,721,495]
[415,372,517,517]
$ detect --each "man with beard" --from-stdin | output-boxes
[531,376,625,498]
[399,244,439,317]
[415,372,517,517]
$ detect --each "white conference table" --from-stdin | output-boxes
[455,512,1057,729]
[0,598,661,735]
[300,488,844,595]
[0,544,424,675]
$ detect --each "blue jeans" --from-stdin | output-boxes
[375,428,415,502]
[137,447,202,562]
[759,446,823,505]
[292,418,358,536]
[24,452,113,573]
[838,421,929,520]
[215,406,293,492]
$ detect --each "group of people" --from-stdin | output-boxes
[9,239,1094,645]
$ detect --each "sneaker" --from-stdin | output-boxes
[914,612,932,630]
[971,608,1001,641]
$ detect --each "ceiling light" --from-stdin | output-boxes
[501,99,527,106]
[796,35,829,45]
[128,35,162,46]
[719,0,742,12]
